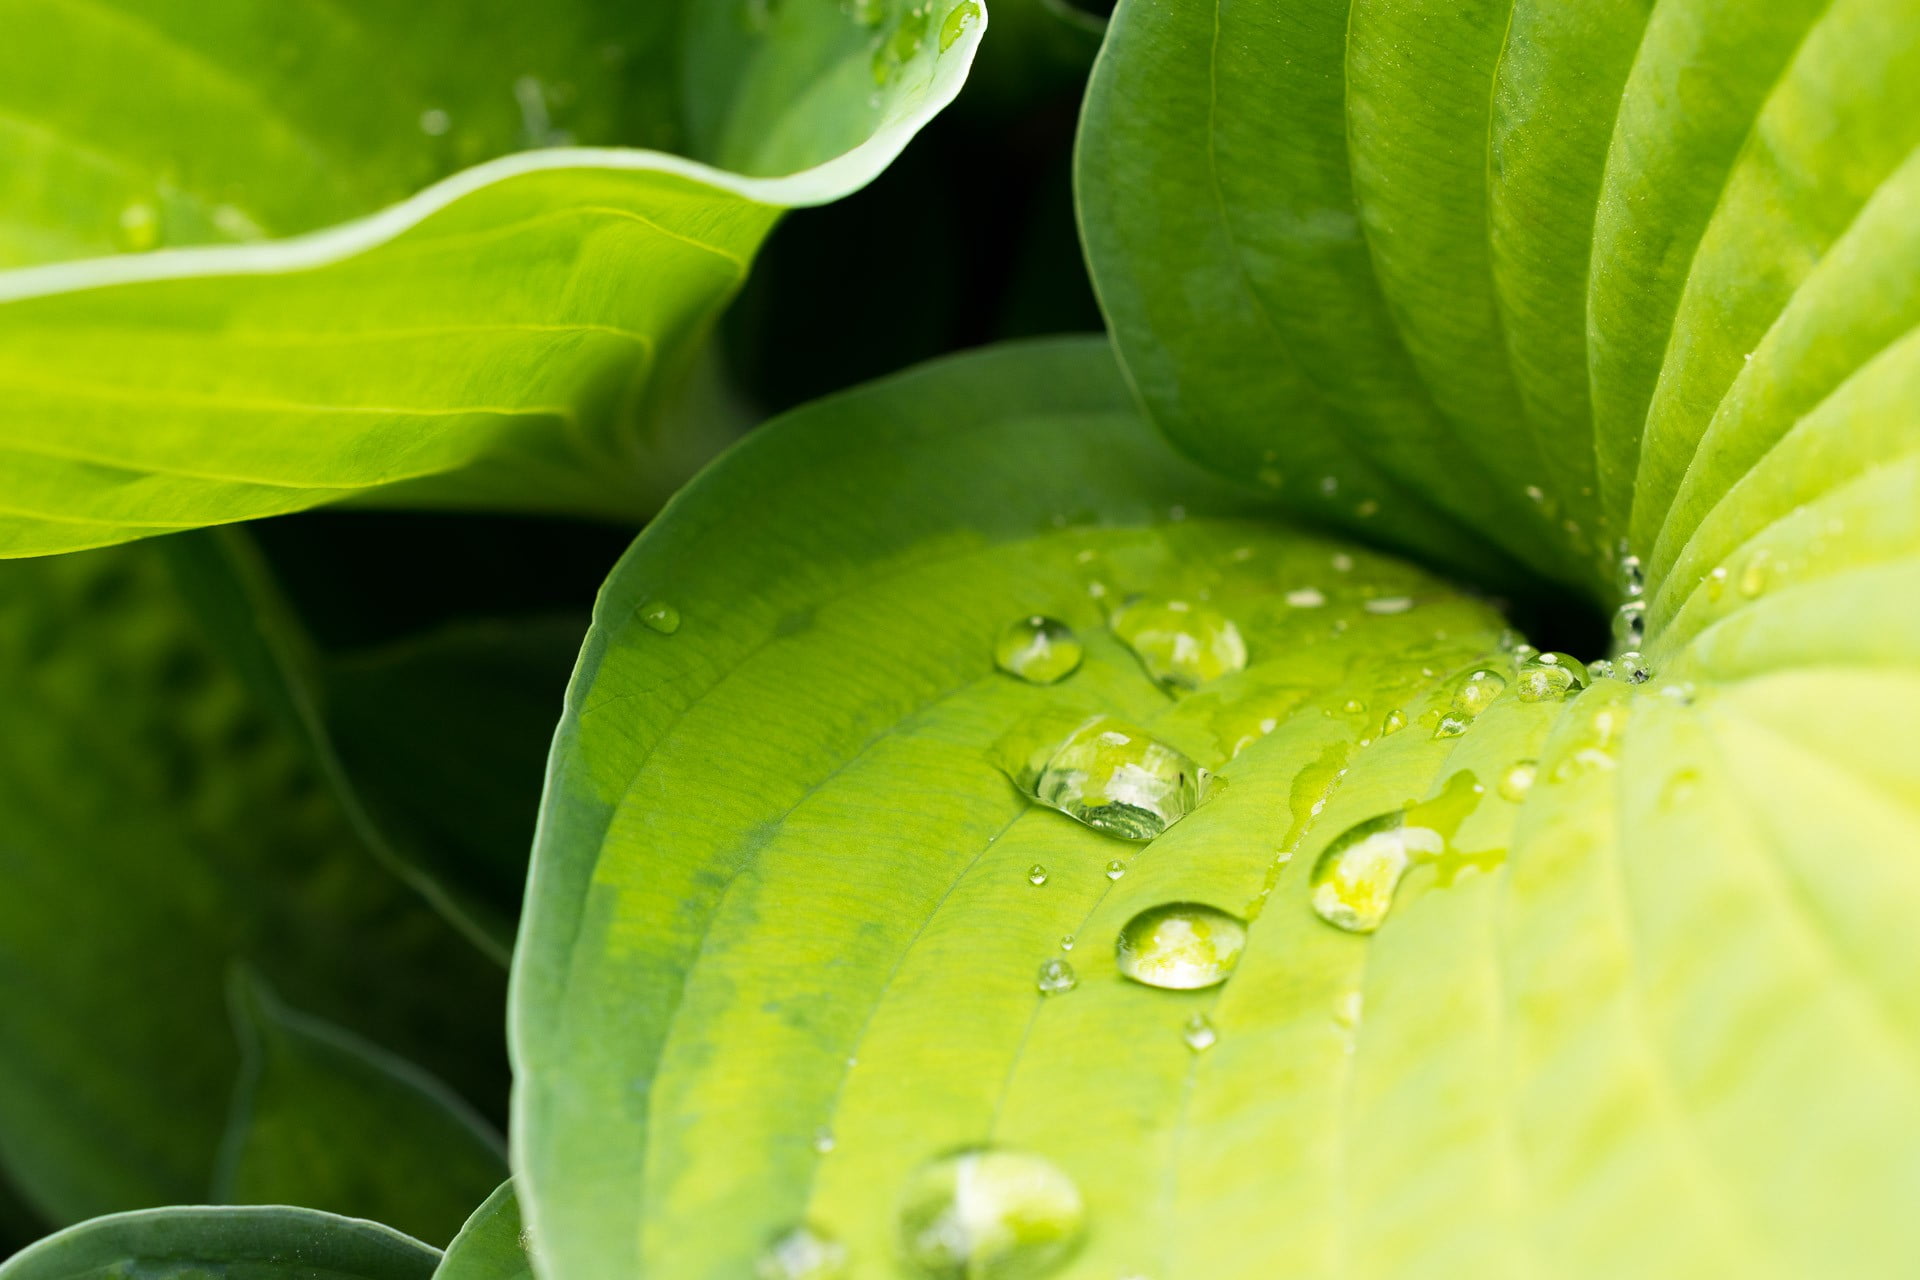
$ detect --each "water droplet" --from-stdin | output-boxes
[1515,652,1588,702]
[1379,709,1407,736]
[1354,499,1381,518]
[813,1128,836,1154]
[116,201,160,252]
[1588,658,1616,680]
[1036,956,1077,996]
[1182,1012,1217,1053]
[1451,667,1507,718]
[1705,566,1729,601]
[872,6,930,85]
[757,1223,848,1280]
[419,107,451,136]
[1617,651,1652,684]
[994,615,1082,685]
[844,0,884,25]
[1433,713,1470,739]
[1342,698,1366,715]
[1497,760,1537,802]
[1332,989,1364,1030]
[212,204,266,242]
[1660,682,1697,706]
[897,1148,1084,1279]
[1110,598,1247,691]
[1310,774,1480,933]
[1319,475,1339,495]
[1362,595,1411,614]
[1738,548,1773,598]
[1027,864,1048,887]
[1525,485,1546,503]
[1331,554,1354,573]
[1115,902,1248,990]
[1508,642,1540,669]
[996,714,1213,841]
[640,601,681,634]
[1285,587,1326,608]
[1617,553,1645,599]
[1059,934,1074,951]
[1613,600,1646,651]
[1105,859,1126,880]
[939,0,981,50]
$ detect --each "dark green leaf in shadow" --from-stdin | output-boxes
[216,974,506,1248]
[0,1207,436,1280]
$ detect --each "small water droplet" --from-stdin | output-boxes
[1319,475,1339,495]
[1027,864,1048,887]
[1613,600,1646,652]
[995,615,1082,684]
[1617,651,1652,684]
[1705,566,1729,601]
[1660,681,1697,706]
[1617,553,1645,599]
[117,201,161,252]
[1285,587,1326,608]
[1362,595,1411,614]
[897,1149,1084,1279]
[1588,658,1616,680]
[1452,667,1508,718]
[1115,902,1248,990]
[1036,956,1077,996]
[1508,643,1541,669]
[1059,934,1074,951]
[419,107,451,136]
[756,1223,848,1280]
[1433,713,1469,739]
[1331,554,1354,573]
[1332,989,1364,1030]
[1515,652,1589,702]
[1105,859,1126,880]
[939,0,981,51]
[1497,760,1537,802]
[640,601,681,634]
[1110,598,1247,691]
[1342,698,1366,715]
[1738,548,1773,598]
[1182,1012,1217,1052]
[1354,499,1380,518]
[996,715,1213,841]
[212,204,266,241]
[1379,709,1407,736]
[813,1128,836,1154]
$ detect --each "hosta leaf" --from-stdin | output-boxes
[513,340,1920,1276]
[434,1185,530,1280]
[0,540,505,1224]
[216,974,506,1248]
[0,1207,436,1280]
[0,0,986,556]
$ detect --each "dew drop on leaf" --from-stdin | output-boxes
[1613,599,1646,651]
[1036,956,1077,996]
[813,1128,835,1154]
[1059,934,1074,951]
[1114,902,1248,990]
[1497,760,1537,803]
[1588,658,1617,680]
[939,0,981,52]
[1310,773,1481,933]
[1617,552,1645,599]
[1515,652,1588,702]
[1109,598,1247,691]
[1451,667,1507,718]
[640,601,681,634]
[1738,548,1773,598]
[1380,708,1407,736]
[1285,587,1326,608]
[994,615,1082,684]
[1105,859,1126,880]
[116,201,160,252]
[1362,595,1411,614]
[1182,1012,1217,1053]
[1027,864,1047,887]
[1705,565,1729,600]
[897,1148,1085,1280]
[756,1223,848,1280]
[995,714,1213,841]
[1617,651,1652,684]
[418,107,451,136]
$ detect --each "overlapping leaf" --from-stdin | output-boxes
[0,1206,436,1280]
[0,0,986,555]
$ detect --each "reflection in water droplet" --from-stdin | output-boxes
[757,1223,848,1280]
[1515,652,1588,702]
[640,601,681,634]
[1497,760,1537,802]
[995,616,1082,685]
[1183,1012,1217,1052]
[898,1148,1084,1279]
[1110,598,1247,691]
[1115,902,1248,990]
[939,0,981,50]
[1617,651,1652,684]
[996,715,1213,841]
[1105,859,1126,880]
[117,201,161,252]
[1027,864,1048,887]
[1036,957,1077,996]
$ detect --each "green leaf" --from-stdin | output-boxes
[0,0,987,556]
[216,973,507,1248]
[512,336,1920,1275]
[0,540,506,1224]
[434,1185,530,1280]
[0,1207,436,1280]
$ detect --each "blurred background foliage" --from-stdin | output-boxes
[0,0,1107,1252]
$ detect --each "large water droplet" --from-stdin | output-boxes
[640,601,681,634]
[1182,1012,1217,1053]
[1515,652,1588,702]
[1110,598,1247,691]
[1115,902,1248,990]
[897,1148,1084,1279]
[1309,773,1480,933]
[995,616,1082,685]
[1452,667,1507,718]
[996,715,1213,841]
[757,1223,848,1280]
[1036,957,1077,996]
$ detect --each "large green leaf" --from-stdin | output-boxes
[0,539,506,1225]
[0,0,986,556]
[216,974,507,1248]
[0,1207,436,1280]
[512,336,1920,1276]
